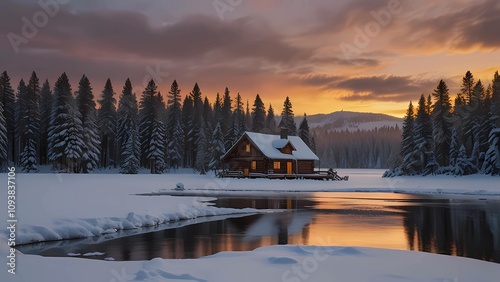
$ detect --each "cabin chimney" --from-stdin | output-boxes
[280,128,288,139]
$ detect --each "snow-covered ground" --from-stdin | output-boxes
[1,170,499,281]
[2,242,499,281]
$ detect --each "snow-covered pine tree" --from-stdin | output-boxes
[48,73,84,172]
[0,101,8,171]
[194,115,208,174]
[181,95,193,167]
[413,94,432,174]
[117,79,140,174]
[189,83,203,167]
[15,79,28,165]
[431,80,453,167]
[148,117,167,174]
[449,128,459,168]
[20,138,37,172]
[76,75,100,173]
[279,96,297,135]
[482,129,500,175]
[251,94,266,132]
[139,79,157,168]
[97,78,117,168]
[209,121,225,172]
[454,145,476,176]
[25,71,41,167]
[399,102,416,175]
[298,114,312,149]
[39,80,52,165]
[0,71,15,162]
[166,80,183,169]
[265,104,277,133]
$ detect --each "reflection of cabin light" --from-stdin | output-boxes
[245,143,251,153]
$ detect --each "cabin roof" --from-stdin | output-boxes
[223,131,319,161]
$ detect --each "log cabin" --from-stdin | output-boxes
[221,131,319,176]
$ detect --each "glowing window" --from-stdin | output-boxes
[251,161,256,170]
[245,143,251,153]
[273,162,281,169]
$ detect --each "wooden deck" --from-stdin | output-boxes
[217,170,349,181]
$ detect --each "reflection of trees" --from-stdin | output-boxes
[402,203,500,262]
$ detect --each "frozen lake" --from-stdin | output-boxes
[17,193,500,263]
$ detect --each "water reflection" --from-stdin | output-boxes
[17,193,500,263]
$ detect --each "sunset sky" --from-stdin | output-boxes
[1,0,499,117]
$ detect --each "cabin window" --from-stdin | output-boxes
[251,161,256,170]
[245,143,251,153]
[273,162,281,169]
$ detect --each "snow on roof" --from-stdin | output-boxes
[244,131,319,160]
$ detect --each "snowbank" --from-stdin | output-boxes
[1,243,498,281]
[0,173,263,245]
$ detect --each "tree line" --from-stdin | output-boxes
[0,71,315,174]
[315,126,401,169]
[385,70,500,176]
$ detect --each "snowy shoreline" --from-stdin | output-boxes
[1,170,499,281]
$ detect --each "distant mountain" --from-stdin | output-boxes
[297,111,403,132]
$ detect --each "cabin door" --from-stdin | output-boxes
[286,162,293,174]
[244,168,249,175]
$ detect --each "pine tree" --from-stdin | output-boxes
[233,92,246,139]
[213,92,223,125]
[251,94,266,132]
[298,114,312,149]
[449,128,459,167]
[431,80,453,167]
[245,100,252,130]
[97,78,117,168]
[139,79,157,168]
[0,101,8,171]
[400,101,416,174]
[413,94,432,173]
[17,73,41,172]
[15,79,28,165]
[461,71,475,104]
[0,72,15,162]
[279,96,296,135]
[482,129,500,175]
[221,87,232,138]
[194,116,208,174]
[76,75,100,173]
[166,80,183,169]
[148,117,167,174]
[181,95,193,167]
[39,80,52,165]
[491,71,500,128]
[203,96,213,130]
[48,73,84,172]
[454,145,476,176]
[265,104,277,133]
[190,83,204,167]
[117,79,140,174]
[209,121,225,172]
